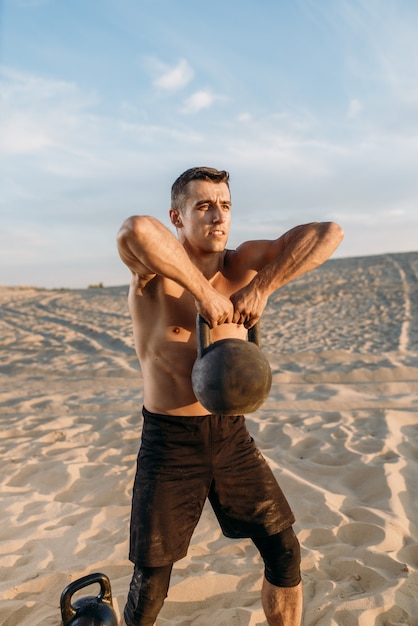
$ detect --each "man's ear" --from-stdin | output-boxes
[169,208,183,228]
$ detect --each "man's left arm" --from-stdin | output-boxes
[231,221,344,327]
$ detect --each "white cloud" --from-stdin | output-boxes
[0,67,99,156]
[1,114,52,154]
[347,98,362,118]
[154,59,194,91]
[181,90,219,114]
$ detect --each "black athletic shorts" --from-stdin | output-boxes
[129,408,295,567]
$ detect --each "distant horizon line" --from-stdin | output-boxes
[2,249,418,292]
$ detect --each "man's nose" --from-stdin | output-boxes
[213,205,225,222]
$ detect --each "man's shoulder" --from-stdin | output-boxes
[221,245,263,285]
[225,238,284,277]
[225,240,267,268]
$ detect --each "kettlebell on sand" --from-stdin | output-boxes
[191,315,272,415]
[60,572,118,626]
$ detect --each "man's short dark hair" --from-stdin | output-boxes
[171,167,230,211]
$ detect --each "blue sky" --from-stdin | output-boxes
[1,0,418,288]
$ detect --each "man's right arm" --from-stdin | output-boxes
[117,216,233,326]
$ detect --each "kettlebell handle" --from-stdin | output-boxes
[196,314,262,358]
[60,572,113,622]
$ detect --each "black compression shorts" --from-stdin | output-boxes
[129,408,295,567]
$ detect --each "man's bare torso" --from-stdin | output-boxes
[128,249,255,415]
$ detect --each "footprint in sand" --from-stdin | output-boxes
[336,521,385,547]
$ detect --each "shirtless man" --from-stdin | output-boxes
[117,167,344,626]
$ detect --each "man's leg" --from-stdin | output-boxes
[121,563,173,626]
[253,527,302,626]
[261,578,302,626]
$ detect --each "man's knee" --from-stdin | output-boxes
[253,526,301,588]
[124,563,173,626]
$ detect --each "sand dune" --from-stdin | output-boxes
[1,252,417,625]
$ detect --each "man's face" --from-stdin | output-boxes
[172,180,231,253]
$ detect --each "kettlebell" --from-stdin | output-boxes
[60,572,118,626]
[191,315,272,415]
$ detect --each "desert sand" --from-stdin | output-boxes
[1,251,417,625]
